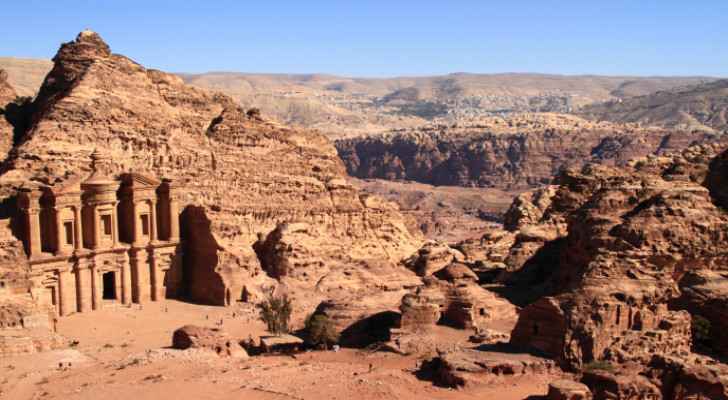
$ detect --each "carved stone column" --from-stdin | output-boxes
[169,198,180,241]
[131,201,140,246]
[75,263,92,313]
[130,250,149,303]
[149,200,158,243]
[58,268,74,316]
[73,205,83,251]
[92,207,101,250]
[121,256,132,305]
[54,207,66,255]
[112,202,119,247]
[149,251,160,301]
[91,265,101,310]
[26,208,43,258]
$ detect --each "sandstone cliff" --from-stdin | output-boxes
[500,142,728,397]
[0,69,17,162]
[0,31,423,310]
[335,114,718,190]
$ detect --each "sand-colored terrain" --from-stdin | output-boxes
[0,300,555,400]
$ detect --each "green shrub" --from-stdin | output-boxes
[258,292,292,335]
[583,360,615,373]
[305,314,339,349]
[692,315,712,347]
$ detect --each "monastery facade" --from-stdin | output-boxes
[16,151,182,316]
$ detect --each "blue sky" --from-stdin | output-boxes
[1,0,727,77]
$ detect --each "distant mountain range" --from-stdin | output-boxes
[579,79,728,134]
[0,56,718,138]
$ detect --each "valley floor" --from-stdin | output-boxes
[0,300,555,400]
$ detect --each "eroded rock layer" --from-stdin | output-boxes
[335,114,718,190]
[494,142,728,398]
[0,31,422,308]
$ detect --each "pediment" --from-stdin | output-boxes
[120,172,161,188]
[46,176,84,195]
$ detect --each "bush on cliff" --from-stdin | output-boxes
[258,292,292,336]
[305,314,339,349]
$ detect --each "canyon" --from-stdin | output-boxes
[1,30,727,400]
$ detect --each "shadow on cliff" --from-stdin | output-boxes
[705,148,728,211]
[2,97,34,145]
[339,311,401,348]
[488,238,568,308]
[177,205,227,306]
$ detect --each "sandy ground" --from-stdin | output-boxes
[0,300,555,400]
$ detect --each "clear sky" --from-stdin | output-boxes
[1,0,727,77]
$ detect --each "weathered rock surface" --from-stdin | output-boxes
[673,270,728,356]
[547,379,592,400]
[504,141,728,383]
[404,241,465,277]
[0,69,17,162]
[335,114,719,190]
[0,31,423,308]
[418,345,557,388]
[171,325,247,358]
[398,277,516,333]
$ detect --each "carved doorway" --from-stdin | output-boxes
[102,271,116,300]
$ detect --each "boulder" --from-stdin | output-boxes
[171,325,247,358]
[547,379,592,400]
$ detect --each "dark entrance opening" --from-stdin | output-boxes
[103,272,116,300]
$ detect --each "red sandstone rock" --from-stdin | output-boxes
[508,142,728,376]
[419,346,556,388]
[0,69,17,161]
[547,379,592,400]
[171,325,247,358]
[0,31,423,311]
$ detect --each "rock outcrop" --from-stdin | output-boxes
[0,31,422,309]
[0,69,17,161]
[504,141,728,380]
[335,114,719,190]
[171,325,247,358]
[418,345,556,388]
[547,379,592,400]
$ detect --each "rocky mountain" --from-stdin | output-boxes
[0,31,423,313]
[418,140,728,397]
[505,141,728,395]
[580,79,728,134]
[336,113,719,190]
[0,57,714,138]
[0,58,52,97]
[0,69,17,160]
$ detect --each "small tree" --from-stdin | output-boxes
[258,292,292,336]
[305,314,339,349]
[692,315,712,349]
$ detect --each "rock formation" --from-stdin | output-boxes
[418,345,556,388]
[335,114,719,189]
[0,31,422,315]
[0,69,17,162]
[492,141,728,397]
[547,379,592,400]
[171,325,247,358]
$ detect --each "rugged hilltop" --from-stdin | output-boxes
[336,113,718,190]
[496,140,728,395]
[0,69,17,160]
[1,57,714,139]
[0,31,423,311]
[580,79,728,134]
